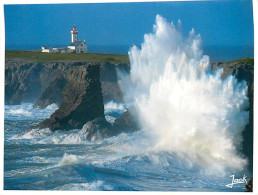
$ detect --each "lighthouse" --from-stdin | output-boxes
[68,25,88,53]
[42,25,88,53]
[71,25,78,43]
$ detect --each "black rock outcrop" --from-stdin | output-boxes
[113,106,141,132]
[245,177,253,192]
[82,117,116,141]
[38,64,105,130]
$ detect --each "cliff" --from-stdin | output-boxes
[5,58,129,108]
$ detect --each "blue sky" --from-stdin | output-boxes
[4,1,254,59]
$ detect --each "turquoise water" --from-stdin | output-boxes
[4,103,249,191]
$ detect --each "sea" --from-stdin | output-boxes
[4,102,250,191]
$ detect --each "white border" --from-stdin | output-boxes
[0,0,257,195]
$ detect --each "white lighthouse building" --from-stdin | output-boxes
[68,25,88,53]
[42,25,88,53]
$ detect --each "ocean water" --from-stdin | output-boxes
[4,102,249,191]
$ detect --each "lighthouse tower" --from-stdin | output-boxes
[71,25,78,43]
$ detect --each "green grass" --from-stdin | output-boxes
[229,57,254,65]
[5,50,129,64]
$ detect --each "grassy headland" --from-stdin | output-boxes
[5,50,129,64]
[228,57,254,65]
[6,50,253,65]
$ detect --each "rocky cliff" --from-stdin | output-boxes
[38,63,105,130]
[5,59,129,108]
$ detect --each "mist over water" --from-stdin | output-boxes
[119,15,249,176]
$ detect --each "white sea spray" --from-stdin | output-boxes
[119,15,249,176]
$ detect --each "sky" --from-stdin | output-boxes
[4,0,254,60]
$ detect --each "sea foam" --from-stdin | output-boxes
[119,15,249,176]
[11,128,52,140]
[59,153,79,166]
[55,180,113,191]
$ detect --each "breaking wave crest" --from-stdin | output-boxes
[119,15,249,176]
[59,153,79,166]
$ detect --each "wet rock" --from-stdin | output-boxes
[245,177,253,192]
[82,117,116,141]
[113,106,141,132]
[5,61,43,104]
[5,58,129,107]
[33,75,67,109]
[100,62,129,103]
[38,64,105,131]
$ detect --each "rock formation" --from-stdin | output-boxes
[82,118,115,141]
[245,177,253,192]
[33,75,67,109]
[5,60,43,104]
[113,106,141,132]
[5,59,129,108]
[38,64,105,130]
[100,62,129,103]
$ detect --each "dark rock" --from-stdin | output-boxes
[5,58,129,107]
[245,177,253,192]
[82,106,141,141]
[100,62,118,82]
[82,117,117,141]
[33,75,67,109]
[101,81,123,103]
[38,64,105,131]
[99,62,129,103]
[113,106,141,132]
[5,61,43,104]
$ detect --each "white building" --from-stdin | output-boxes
[42,25,88,53]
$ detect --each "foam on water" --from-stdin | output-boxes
[11,128,52,140]
[119,15,249,176]
[55,180,113,191]
[10,128,52,140]
[5,103,58,121]
[59,153,79,166]
[105,115,117,124]
[104,101,126,114]
[104,101,126,124]
[6,108,32,117]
